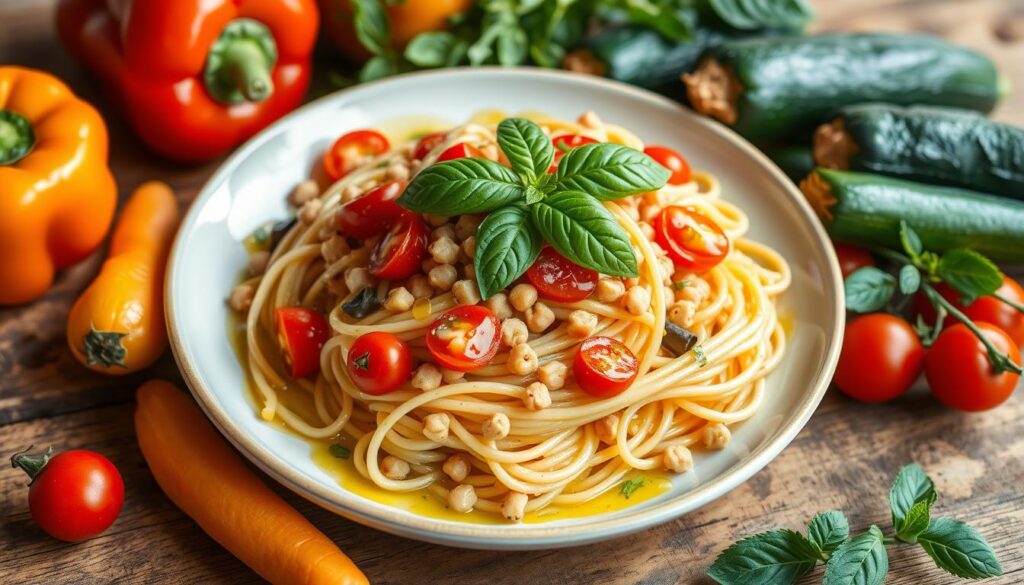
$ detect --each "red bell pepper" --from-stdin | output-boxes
[56,0,318,163]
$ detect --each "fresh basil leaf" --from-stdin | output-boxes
[707,529,819,585]
[497,118,554,184]
[898,265,921,295]
[350,0,391,56]
[707,0,815,31]
[358,55,395,82]
[399,158,525,215]
[497,24,529,66]
[822,525,888,585]
[808,510,849,555]
[530,191,638,277]
[937,249,1002,305]
[404,32,459,67]
[552,143,670,200]
[899,220,923,258]
[918,518,1002,579]
[844,267,896,313]
[896,500,931,544]
[524,185,545,205]
[473,205,542,299]
[889,464,936,532]
[467,14,504,65]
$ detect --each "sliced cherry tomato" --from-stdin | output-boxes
[925,322,1020,412]
[276,307,331,378]
[574,336,639,398]
[335,180,409,239]
[413,131,447,160]
[914,276,1024,346]
[548,134,598,172]
[323,129,390,182]
[526,247,598,303]
[369,215,428,280]
[834,243,875,279]
[347,332,413,395]
[11,447,124,542]
[437,143,487,162]
[655,206,730,272]
[427,305,501,372]
[643,145,692,185]
[833,313,924,402]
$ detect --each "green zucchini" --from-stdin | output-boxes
[802,168,1024,262]
[686,34,1004,141]
[814,103,1024,199]
[764,145,814,183]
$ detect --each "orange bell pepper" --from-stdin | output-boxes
[67,182,180,375]
[0,66,117,306]
[56,0,319,163]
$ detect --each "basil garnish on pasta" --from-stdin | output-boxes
[398,117,670,298]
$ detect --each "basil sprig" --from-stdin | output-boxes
[708,464,1001,585]
[398,117,670,299]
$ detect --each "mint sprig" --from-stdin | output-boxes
[707,463,1001,585]
[399,117,670,298]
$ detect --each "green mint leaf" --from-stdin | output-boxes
[496,24,528,66]
[467,16,503,65]
[473,205,542,299]
[404,32,458,67]
[898,265,921,295]
[899,220,923,258]
[524,185,544,205]
[889,464,936,532]
[822,525,888,585]
[552,143,670,201]
[707,529,819,585]
[530,191,638,277]
[896,499,931,544]
[619,476,646,499]
[497,118,554,185]
[399,158,525,215]
[918,518,1002,579]
[329,444,351,459]
[358,55,395,82]
[808,510,850,555]
[350,0,391,56]
[707,0,815,31]
[937,249,1002,305]
[844,267,896,313]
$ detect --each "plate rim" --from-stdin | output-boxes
[165,66,845,549]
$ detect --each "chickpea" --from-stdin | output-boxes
[525,302,555,333]
[623,285,651,315]
[344,267,374,294]
[595,279,625,303]
[411,363,442,391]
[321,235,350,264]
[441,368,465,384]
[455,214,482,240]
[421,257,439,274]
[523,382,551,411]
[448,484,477,513]
[461,236,476,259]
[579,110,603,129]
[463,264,476,280]
[443,453,470,482]
[663,445,693,473]
[386,162,410,181]
[537,361,567,390]
[432,224,457,243]
[341,184,361,203]
[482,412,511,440]
[298,198,322,225]
[501,318,529,347]
[381,455,410,480]
[507,343,538,376]
[595,414,619,445]
[566,310,598,339]
[501,492,529,522]
[228,284,254,313]
[509,283,538,312]
[384,287,415,313]
[406,275,434,300]
[668,300,697,328]
[289,179,319,207]
[247,251,270,276]
[428,264,458,291]
[422,413,450,443]
[423,213,450,227]
[485,293,513,320]
[704,423,731,449]
[430,237,460,265]
[452,279,481,306]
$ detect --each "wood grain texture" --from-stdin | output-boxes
[2,0,1024,583]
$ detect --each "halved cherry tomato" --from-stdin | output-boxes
[323,129,390,182]
[643,145,692,185]
[11,447,124,542]
[369,216,428,280]
[834,313,924,402]
[925,322,1021,412]
[655,206,730,272]
[347,332,413,395]
[276,307,331,378]
[426,306,501,372]
[526,247,598,303]
[574,336,639,397]
[335,180,409,239]
[834,243,875,278]
[437,143,487,162]
[914,276,1024,346]
[548,134,598,172]
[413,132,447,160]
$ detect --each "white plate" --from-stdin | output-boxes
[166,68,844,550]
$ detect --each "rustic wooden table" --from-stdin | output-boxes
[2,1,1023,583]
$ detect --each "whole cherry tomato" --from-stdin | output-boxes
[413,132,447,160]
[526,247,598,303]
[833,313,924,402]
[834,243,875,279]
[655,206,730,272]
[437,143,486,162]
[925,322,1021,412]
[347,332,413,395]
[335,180,409,239]
[11,447,124,542]
[276,307,331,378]
[369,216,428,280]
[574,336,639,397]
[643,145,692,185]
[427,305,501,372]
[323,129,390,182]
[914,276,1024,346]
[548,134,598,172]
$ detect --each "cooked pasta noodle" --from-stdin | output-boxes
[235,111,789,521]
